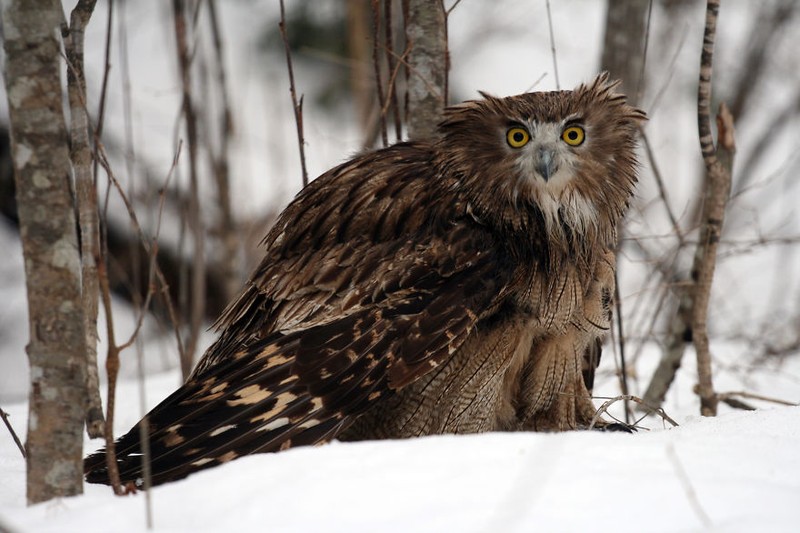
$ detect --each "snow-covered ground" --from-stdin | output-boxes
[1,363,799,533]
[1,1,799,531]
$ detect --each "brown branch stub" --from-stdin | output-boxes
[715,102,735,153]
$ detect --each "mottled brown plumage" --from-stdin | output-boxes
[85,73,645,487]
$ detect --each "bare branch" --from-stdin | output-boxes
[371,0,389,146]
[97,228,124,495]
[384,0,402,141]
[640,129,684,247]
[613,270,631,424]
[544,0,559,90]
[590,395,680,429]
[0,407,25,459]
[279,0,309,186]
[717,390,798,408]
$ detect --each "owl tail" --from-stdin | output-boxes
[83,337,350,487]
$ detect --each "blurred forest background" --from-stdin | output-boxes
[1,0,799,501]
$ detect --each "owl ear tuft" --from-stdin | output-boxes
[590,71,621,93]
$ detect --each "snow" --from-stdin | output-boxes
[2,347,800,532]
[1,0,800,531]
[1,370,799,532]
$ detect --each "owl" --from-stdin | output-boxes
[85,73,645,487]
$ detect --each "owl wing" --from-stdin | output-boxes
[85,145,511,486]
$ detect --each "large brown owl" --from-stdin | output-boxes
[85,73,645,487]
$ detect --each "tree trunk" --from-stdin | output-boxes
[63,0,105,439]
[1,0,87,504]
[404,0,446,140]
[600,0,649,105]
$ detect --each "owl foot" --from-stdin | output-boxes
[592,421,637,433]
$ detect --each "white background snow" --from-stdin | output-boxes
[1,1,799,531]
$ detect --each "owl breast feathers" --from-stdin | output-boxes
[85,73,646,487]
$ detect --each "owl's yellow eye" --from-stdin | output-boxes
[561,125,585,146]
[506,127,530,148]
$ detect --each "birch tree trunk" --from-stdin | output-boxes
[404,0,446,140]
[1,0,87,504]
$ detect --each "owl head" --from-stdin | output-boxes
[436,73,646,253]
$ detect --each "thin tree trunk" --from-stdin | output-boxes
[599,0,650,417]
[404,0,446,140]
[207,0,240,306]
[173,0,205,379]
[600,0,650,105]
[62,0,105,439]
[1,0,87,504]
[693,0,732,416]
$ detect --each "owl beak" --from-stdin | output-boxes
[535,148,558,181]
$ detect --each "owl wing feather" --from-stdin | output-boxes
[85,144,512,486]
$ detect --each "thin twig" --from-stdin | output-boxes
[384,0,402,141]
[635,0,653,105]
[94,141,187,361]
[647,23,690,115]
[383,44,442,104]
[92,0,114,181]
[590,394,680,429]
[371,0,389,146]
[379,40,412,123]
[544,0,559,90]
[717,390,798,407]
[279,0,309,186]
[97,228,124,495]
[613,270,631,424]
[445,0,463,15]
[118,146,181,352]
[1,407,26,459]
[640,129,684,247]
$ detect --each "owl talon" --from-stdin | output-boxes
[595,422,637,433]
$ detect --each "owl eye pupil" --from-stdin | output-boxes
[567,130,578,140]
[513,132,525,143]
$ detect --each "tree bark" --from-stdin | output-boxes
[404,0,446,140]
[1,0,87,503]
